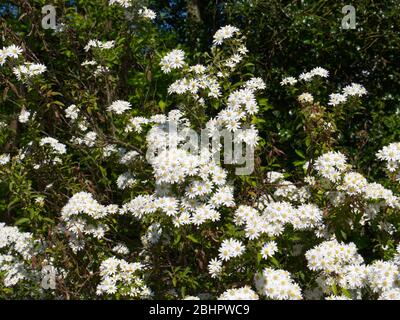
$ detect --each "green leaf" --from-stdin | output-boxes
[295,149,306,159]
[173,233,181,246]
[187,234,200,244]
[270,256,280,267]
[15,217,30,226]
[158,100,166,111]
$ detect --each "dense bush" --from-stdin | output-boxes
[0,0,400,300]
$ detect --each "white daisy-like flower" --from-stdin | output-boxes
[261,241,278,259]
[107,100,132,114]
[160,49,185,74]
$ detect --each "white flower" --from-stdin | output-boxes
[39,137,67,154]
[265,171,285,183]
[160,49,185,74]
[326,295,351,300]
[339,172,368,195]
[5,44,23,59]
[280,76,297,86]
[297,92,314,104]
[218,238,245,261]
[183,296,200,300]
[142,223,163,246]
[310,67,329,78]
[245,77,266,91]
[299,67,329,82]
[0,49,6,66]
[377,142,400,175]
[65,104,79,121]
[314,151,348,182]
[82,131,97,147]
[18,109,31,123]
[213,25,240,46]
[81,60,97,66]
[0,223,37,287]
[342,83,367,97]
[96,257,149,298]
[84,40,115,52]
[112,243,130,255]
[138,7,156,20]
[125,116,149,133]
[261,241,278,259]
[109,0,131,8]
[189,64,206,74]
[117,172,136,190]
[366,260,399,294]
[305,239,364,275]
[208,258,222,278]
[13,62,46,81]
[107,100,132,114]
[0,154,10,165]
[120,150,139,165]
[255,268,302,300]
[328,93,347,106]
[218,286,259,300]
[235,126,259,147]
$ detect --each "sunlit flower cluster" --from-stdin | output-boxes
[60,192,118,252]
[2,17,400,301]
[329,83,368,106]
[377,142,400,178]
[97,257,152,298]
[0,44,23,65]
[255,268,302,300]
[84,40,115,52]
[0,223,37,287]
[39,137,67,155]
[107,100,132,114]
[218,286,259,300]
[160,49,185,74]
[13,62,46,81]
[213,25,240,46]
[138,7,156,20]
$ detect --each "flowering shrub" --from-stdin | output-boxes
[1,2,400,300]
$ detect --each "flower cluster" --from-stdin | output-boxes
[109,0,130,8]
[217,238,245,261]
[1,44,46,83]
[304,239,400,299]
[138,7,156,20]
[0,223,37,287]
[96,257,152,298]
[84,40,115,52]
[60,192,118,252]
[329,83,368,106]
[18,109,31,124]
[107,100,132,115]
[281,67,328,86]
[377,142,400,178]
[13,63,46,81]
[0,44,23,65]
[313,151,348,182]
[234,201,323,240]
[312,151,400,210]
[212,25,240,46]
[39,137,67,155]
[218,286,259,300]
[281,67,367,107]
[65,104,79,121]
[2,14,400,301]
[0,153,10,165]
[160,49,185,74]
[255,268,302,300]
